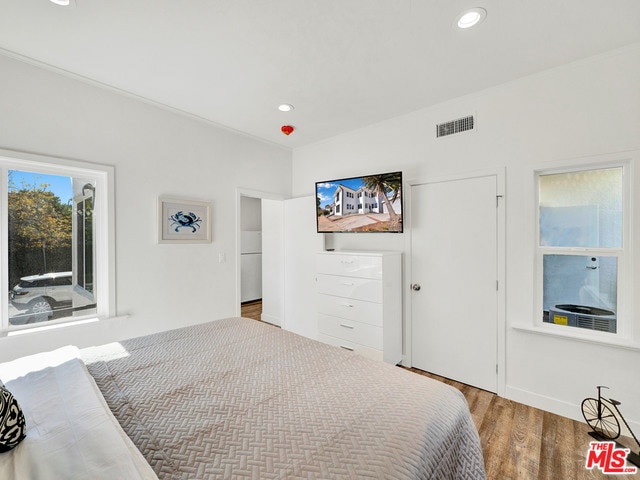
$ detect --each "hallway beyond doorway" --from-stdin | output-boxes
[241,300,262,321]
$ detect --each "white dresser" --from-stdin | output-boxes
[316,251,402,364]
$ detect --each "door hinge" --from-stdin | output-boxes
[496,195,503,207]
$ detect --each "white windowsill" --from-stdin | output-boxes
[511,323,640,352]
[1,315,128,338]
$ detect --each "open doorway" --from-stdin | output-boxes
[240,196,263,319]
[236,188,285,326]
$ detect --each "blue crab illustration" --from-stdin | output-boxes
[169,211,202,233]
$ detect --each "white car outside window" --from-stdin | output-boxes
[9,272,95,324]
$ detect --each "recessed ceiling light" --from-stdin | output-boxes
[49,0,75,6]
[278,104,294,112]
[456,7,487,29]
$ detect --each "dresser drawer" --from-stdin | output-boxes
[317,293,383,327]
[317,274,382,303]
[316,253,383,279]
[318,333,383,362]
[318,314,383,349]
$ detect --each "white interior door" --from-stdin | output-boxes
[410,174,498,392]
[283,196,323,338]
[261,199,284,326]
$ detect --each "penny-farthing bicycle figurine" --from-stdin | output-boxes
[581,385,640,467]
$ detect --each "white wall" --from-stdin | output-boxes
[0,54,292,361]
[290,44,640,426]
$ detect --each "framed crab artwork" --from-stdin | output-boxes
[158,196,212,244]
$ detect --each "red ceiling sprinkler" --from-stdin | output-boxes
[281,125,294,136]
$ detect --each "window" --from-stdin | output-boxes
[536,165,627,336]
[1,151,114,332]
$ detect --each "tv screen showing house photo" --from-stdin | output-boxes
[315,171,403,233]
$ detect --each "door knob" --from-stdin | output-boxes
[411,284,421,291]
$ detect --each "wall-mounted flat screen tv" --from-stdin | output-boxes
[315,171,403,233]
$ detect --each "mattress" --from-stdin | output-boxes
[82,317,486,479]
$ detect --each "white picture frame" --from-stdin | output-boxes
[158,196,212,244]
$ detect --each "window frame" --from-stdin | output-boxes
[534,159,632,340]
[0,149,115,334]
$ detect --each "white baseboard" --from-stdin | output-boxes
[506,385,581,421]
[505,385,640,434]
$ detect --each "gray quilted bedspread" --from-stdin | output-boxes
[83,317,486,479]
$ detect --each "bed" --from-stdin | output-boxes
[1,317,486,479]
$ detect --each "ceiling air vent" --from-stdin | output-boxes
[436,115,475,138]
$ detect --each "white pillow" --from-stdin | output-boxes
[0,346,157,479]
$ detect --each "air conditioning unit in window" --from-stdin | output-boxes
[547,304,616,333]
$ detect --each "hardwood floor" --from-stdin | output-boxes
[407,368,639,480]
[241,299,262,321]
[240,301,637,479]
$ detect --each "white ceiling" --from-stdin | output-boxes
[1,1,640,149]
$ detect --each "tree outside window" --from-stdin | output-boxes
[7,170,96,326]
